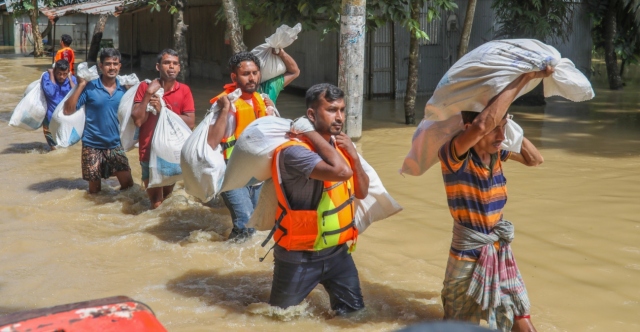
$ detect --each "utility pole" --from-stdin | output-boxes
[338,0,365,139]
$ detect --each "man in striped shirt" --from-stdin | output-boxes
[438,67,553,332]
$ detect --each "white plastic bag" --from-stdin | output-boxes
[148,104,193,188]
[9,73,47,130]
[118,80,141,151]
[401,39,595,176]
[181,89,243,202]
[500,118,524,153]
[117,74,140,87]
[251,23,302,82]
[48,62,100,148]
[146,86,163,115]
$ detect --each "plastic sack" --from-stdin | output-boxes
[401,39,595,176]
[220,116,313,193]
[247,151,402,234]
[146,87,163,115]
[180,89,243,202]
[9,73,47,130]
[118,81,142,151]
[251,23,302,82]
[261,93,280,117]
[117,74,140,87]
[148,103,193,188]
[48,62,100,148]
[500,119,524,153]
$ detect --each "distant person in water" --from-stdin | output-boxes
[63,48,133,194]
[54,34,75,75]
[438,67,553,331]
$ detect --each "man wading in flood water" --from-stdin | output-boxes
[438,67,553,332]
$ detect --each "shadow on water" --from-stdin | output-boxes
[166,268,442,326]
[1,142,50,154]
[144,200,230,244]
[28,177,87,192]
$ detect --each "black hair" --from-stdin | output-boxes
[228,51,261,72]
[460,111,508,125]
[54,59,70,71]
[61,34,72,47]
[305,83,345,109]
[99,48,121,63]
[157,48,179,63]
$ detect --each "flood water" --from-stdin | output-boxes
[0,51,639,332]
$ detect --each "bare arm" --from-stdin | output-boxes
[453,67,554,157]
[305,131,353,182]
[508,137,544,166]
[277,49,300,87]
[335,132,369,199]
[206,96,230,149]
[63,78,86,115]
[179,112,195,130]
[131,79,161,127]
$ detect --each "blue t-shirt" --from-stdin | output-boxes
[76,77,126,149]
[41,72,77,121]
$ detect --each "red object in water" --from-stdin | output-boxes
[0,296,167,332]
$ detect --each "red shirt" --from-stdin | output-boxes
[134,81,195,162]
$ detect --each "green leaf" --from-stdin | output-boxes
[317,6,327,14]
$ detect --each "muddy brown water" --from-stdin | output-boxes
[0,52,638,331]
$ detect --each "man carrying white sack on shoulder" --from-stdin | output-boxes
[207,51,299,242]
[438,67,553,332]
[257,83,369,315]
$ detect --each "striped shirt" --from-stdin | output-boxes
[438,137,511,261]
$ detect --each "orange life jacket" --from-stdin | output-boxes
[210,84,267,160]
[261,140,358,253]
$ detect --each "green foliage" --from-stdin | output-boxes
[10,0,59,16]
[588,0,640,66]
[491,0,574,42]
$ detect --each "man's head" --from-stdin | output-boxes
[156,48,180,81]
[98,48,121,79]
[305,83,346,137]
[60,34,72,47]
[461,110,508,154]
[229,52,261,93]
[53,59,70,84]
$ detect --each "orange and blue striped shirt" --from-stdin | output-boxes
[438,138,511,261]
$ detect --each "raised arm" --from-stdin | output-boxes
[508,137,544,166]
[206,95,230,149]
[63,77,86,115]
[453,67,554,157]
[276,49,300,87]
[305,131,353,182]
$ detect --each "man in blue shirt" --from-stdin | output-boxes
[41,59,76,150]
[63,48,133,194]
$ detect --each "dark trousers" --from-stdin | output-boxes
[269,248,364,315]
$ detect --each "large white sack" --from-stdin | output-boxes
[117,74,140,87]
[252,23,302,82]
[401,39,595,176]
[181,89,243,202]
[148,104,193,188]
[9,73,47,130]
[118,81,141,151]
[48,63,100,148]
[248,154,402,234]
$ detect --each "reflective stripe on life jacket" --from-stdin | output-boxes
[261,140,358,252]
[210,89,267,160]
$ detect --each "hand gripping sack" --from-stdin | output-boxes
[49,63,100,147]
[118,78,142,151]
[401,39,595,176]
[180,89,243,202]
[9,73,48,130]
[148,104,193,188]
[251,23,302,82]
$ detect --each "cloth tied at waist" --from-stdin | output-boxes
[451,220,530,315]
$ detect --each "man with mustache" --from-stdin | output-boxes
[263,83,369,314]
[438,67,553,332]
[63,48,133,194]
[208,50,299,242]
[131,48,196,209]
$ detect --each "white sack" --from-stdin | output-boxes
[248,153,402,234]
[251,23,302,82]
[9,73,47,130]
[500,119,524,153]
[117,74,140,87]
[401,39,595,176]
[181,89,243,202]
[148,103,193,188]
[146,86,163,115]
[49,63,100,147]
[118,81,141,151]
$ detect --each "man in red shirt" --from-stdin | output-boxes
[131,49,195,209]
[54,34,75,75]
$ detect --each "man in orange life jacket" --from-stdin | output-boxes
[262,83,370,314]
[208,51,299,242]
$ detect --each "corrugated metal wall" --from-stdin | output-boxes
[547,1,592,77]
[284,30,339,90]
